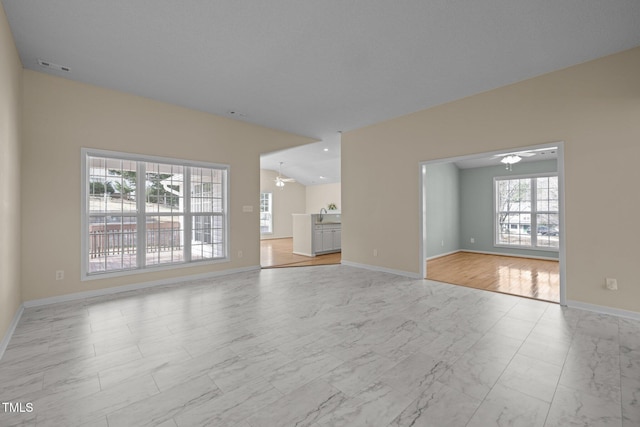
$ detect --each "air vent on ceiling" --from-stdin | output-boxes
[37,59,71,73]
[227,110,247,117]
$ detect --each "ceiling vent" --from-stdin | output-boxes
[37,59,71,73]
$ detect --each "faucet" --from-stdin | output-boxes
[319,208,327,222]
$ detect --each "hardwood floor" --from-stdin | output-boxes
[261,237,341,268]
[427,251,559,302]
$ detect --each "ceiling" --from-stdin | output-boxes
[4,1,640,184]
[261,133,341,186]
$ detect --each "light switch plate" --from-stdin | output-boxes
[242,205,253,213]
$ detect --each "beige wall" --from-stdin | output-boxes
[260,169,306,239]
[306,183,341,214]
[21,71,313,301]
[0,5,23,340]
[343,47,640,313]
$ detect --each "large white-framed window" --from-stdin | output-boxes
[81,148,229,279]
[260,192,273,234]
[495,174,559,250]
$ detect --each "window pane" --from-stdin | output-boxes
[496,177,535,248]
[145,215,184,265]
[88,215,137,273]
[498,213,531,246]
[497,178,531,213]
[536,213,559,248]
[145,163,183,213]
[192,214,225,260]
[88,157,137,213]
[260,192,273,234]
[536,176,558,213]
[191,167,224,213]
[111,160,137,213]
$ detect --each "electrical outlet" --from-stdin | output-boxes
[470,238,475,244]
[238,250,243,258]
[373,249,378,257]
[605,278,618,291]
[441,240,444,247]
[55,270,64,281]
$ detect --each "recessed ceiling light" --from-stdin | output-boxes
[323,148,329,152]
[319,176,327,179]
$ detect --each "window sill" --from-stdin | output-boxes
[494,244,559,253]
[82,257,230,281]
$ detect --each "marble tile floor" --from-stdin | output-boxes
[0,265,638,426]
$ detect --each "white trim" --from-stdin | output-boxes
[557,143,567,305]
[426,250,462,261]
[24,265,260,308]
[567,300,640,321]
[341,260,422,279]
[494,243,559,253]
[461,249,559,261]
[419,163,427,280]
[82,257,231,281]
[0,304,24,362]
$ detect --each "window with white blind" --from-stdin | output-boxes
[82,149,229,279]
[495,174,559,250]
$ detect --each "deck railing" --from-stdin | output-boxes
[89,221,181,258]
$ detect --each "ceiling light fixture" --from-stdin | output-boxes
[274,162,295,189]
[501,155,522,171]
[323,148,329,152]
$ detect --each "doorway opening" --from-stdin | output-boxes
[259,135,342,269]
[419,142,566,304]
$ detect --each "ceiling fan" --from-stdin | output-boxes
[491,149,538,171]
[274,162,295,188]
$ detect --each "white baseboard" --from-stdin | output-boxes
[567,300,640,321]
[0,304,24,362]
[24,265,261,308]
[460,249,559,261]
[426,250,461,261]
[341,260,422,279]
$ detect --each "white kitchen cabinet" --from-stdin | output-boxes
[334,228,341,250]
[316,224,341,253]
[314,228,324,253]
[293,214,341,256]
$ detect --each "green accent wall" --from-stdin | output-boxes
[425,162,460,258]
[459,159,558,258]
